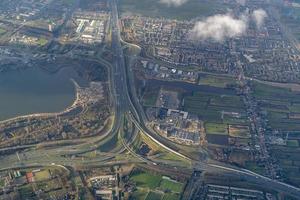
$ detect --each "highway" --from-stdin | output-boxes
[0,0,134,175]
[108,0,300,198]
[0,0,299,198]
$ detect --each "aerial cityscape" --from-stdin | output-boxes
[0,0,300,199]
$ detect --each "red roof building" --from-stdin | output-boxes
[26,172,34,183]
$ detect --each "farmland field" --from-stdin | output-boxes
[120,0,229,20]
[270,145,300,187]
[252,82,300,132]
[178,79,249,146]
[287,140,299,147]
[251,81,300,185]
[198,73,236,88]
[206,134,228,145]
[184,91,246,123]
[205,123,228,135]
[228,125,251,139]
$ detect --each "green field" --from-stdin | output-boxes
[142,86,160,107]
[271,145,300,186]
[245,161,266,175]
[37,38,48,46]
[228,125,250,139]
[210,95,244,108]
[252,82,298,101]
[18,185,35,199]
[130,171,162,189]
[289,103,300,113]
[252,82,300,131]
[159,178,183,193]
[287,140,299,148]
[0,179,5,187]
[162,193,180,200]
[35,178,62,192]
[34,170,51,181]
[183,87,249,146]
[130,170,184,200]
[145,191,163,200]
[198,74,236,88]
[184,90,246,124]
[0,28,6,35]
[205,123,228,135]
[131,188,149,200]
[120,0,229,20]
[253,81,300,185]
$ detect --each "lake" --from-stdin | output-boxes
[0,67,87,121]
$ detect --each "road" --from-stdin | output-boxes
[0,0,299,198]
[0,0,134,174]
[108,0,300,198]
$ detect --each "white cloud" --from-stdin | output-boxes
[189,9,268,42]
[159,0,188,7]
[252,9,268,29]
[189,13,248,42]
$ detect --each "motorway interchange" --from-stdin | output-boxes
[0,0,300,199]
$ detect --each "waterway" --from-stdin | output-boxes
[0,67,87,121]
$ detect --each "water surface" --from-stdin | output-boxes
[0,67,86,121]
